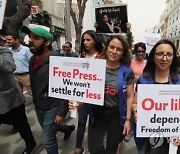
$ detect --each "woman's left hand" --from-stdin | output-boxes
[123,120,131,135]
[172,137,180,146]
[126,22,131,32]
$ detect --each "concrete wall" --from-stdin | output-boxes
[166,0,180,53]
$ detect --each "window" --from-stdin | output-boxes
[172,13,175,23]
[176,40,179,51]
[169,17,171,25]
[177,9,179,20]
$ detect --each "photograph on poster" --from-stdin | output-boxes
[95,5,128,34]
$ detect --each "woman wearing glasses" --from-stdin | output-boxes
[87,35,135,154]
[132,39,180,154]
[70,35,135,154]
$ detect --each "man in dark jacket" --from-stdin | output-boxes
[21,25,74,154]
[0,47,36,154]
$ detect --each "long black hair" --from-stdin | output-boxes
[143,39,178,83]
[79,30,104,55]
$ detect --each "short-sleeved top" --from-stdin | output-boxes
[104,67,135,107]
[130,59,147,77]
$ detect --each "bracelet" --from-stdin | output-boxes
[126,118,131,121]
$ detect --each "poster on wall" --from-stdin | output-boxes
[95,4,128,34]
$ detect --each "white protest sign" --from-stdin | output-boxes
[137,84,180,137]
[0,0,7,29]
[49,56,106,106]
[142,32,161,53]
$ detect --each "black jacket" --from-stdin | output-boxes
[29,50,68,116]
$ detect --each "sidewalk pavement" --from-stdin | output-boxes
[0,94,43,154]
[0,94,85,154]
[0,94,138,154]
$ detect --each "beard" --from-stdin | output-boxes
[29,42,45,55]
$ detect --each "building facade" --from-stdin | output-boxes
[160,0,180,54]
[42,0,65,49]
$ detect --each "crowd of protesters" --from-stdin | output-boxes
[0,20,180,154]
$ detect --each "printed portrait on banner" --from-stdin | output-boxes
[95,4,128,34]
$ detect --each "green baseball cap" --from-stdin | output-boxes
[21,25,53,42]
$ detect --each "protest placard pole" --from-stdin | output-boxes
[169,139,178,154]
[70,101,77,118]
[0,0,7,29]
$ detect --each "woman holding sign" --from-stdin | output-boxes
[132,39,180,154]
[73,30,104,154]
[87,35,135,154]
[70,35,135,154]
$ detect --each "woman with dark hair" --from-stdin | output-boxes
[79,30,104,58]
[87,35,134,154]
[132,39,180,154]
[73,30,104,154]
[70,34,135,153]
[130,42,147,81]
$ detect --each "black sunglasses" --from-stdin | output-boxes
[136,50,145,53]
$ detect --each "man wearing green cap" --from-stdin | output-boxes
[21,25,74,154]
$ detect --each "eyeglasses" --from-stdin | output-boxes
[136,50,145,54]
[108,45,123,53]
[155,52,174,60]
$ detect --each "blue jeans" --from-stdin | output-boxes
[76,104,89,148]
[35,107,59,154]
